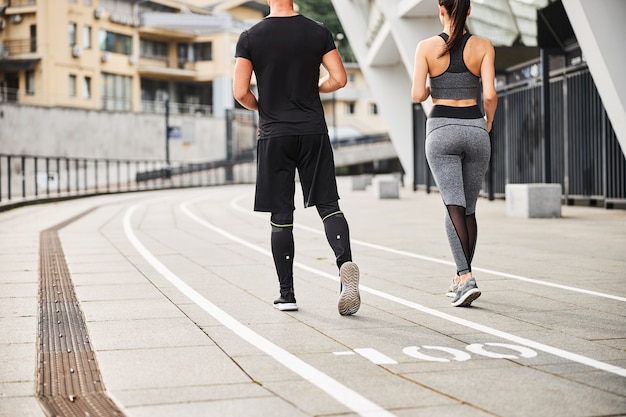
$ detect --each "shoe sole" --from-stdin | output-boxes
[273,302,298,311]
[451,288,481,307]
[338,262,360,316]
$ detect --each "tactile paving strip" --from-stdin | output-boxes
[38,209,125,417]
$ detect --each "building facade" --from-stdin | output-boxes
[0,0,268,117]
[321,62,388,141]
[0,0,386,160]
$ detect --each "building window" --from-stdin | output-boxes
[26,71,35,95]
[193,42,212,61]
[177,43,188,67]
[30,25,37,52]
[69,75,77,97]
[83,76,91,99]
[69,23,77,46]
[345,102,356,115]
[140,39,168,60]
[99,30,132,55]
[177,42,212,65]
[347,73,356,84]
[83,26,92,49]
[369,103,378,115]
[101,72,132,111]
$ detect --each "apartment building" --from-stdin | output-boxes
[0,0,268,116]
[0,0,387,164]
[321,62,387,141]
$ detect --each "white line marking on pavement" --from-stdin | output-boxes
[482,343,538,358]
[354,348,398,365]
[230,194,626,303]
[188,197,626,378]
[403,346,466,363]
[421,346,472,362]
[124,205,396,417]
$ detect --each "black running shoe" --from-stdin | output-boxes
[273,293,298,311]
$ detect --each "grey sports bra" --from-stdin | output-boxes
[429,32,479,100]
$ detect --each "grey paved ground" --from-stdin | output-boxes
[1,177,625,417]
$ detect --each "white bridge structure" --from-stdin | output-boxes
[330,0,626,182]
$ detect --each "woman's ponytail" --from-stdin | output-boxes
[438,0,471,57]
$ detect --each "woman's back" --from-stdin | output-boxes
[411,0,497,130]
[429,32,479,101]
[425,34,486,79]
[418,32,494,107]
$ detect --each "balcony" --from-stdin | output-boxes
[137,57,197,79]
[141,99,212,116]
[0,86,18,103]
[1,0,37,15]
[1,0,36,6]
[0,38,40,70]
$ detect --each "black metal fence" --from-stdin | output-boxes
[0,154,256,211]
[495,66,625,207]
[0,107,260,211]
[414,61,626,209]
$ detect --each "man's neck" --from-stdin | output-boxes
[268,5,297,17]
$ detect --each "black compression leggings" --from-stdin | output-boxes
[446,205,478,275]
[270,201,352,297]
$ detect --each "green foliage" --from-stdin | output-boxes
[295,0,356,62]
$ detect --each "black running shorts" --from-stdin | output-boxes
[254,134,340,212]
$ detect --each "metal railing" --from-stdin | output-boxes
[1,0,37,7]
[0,87,212,115]
[491,66,626,207]
[1,38,37,55]
[413,64,626,209]
[0,154,256,211]
[141,100,212,116]
[332,134,391,148]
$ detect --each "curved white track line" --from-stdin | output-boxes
[124,205,396,417]
[183,198,626,379]
[229,193,626,303]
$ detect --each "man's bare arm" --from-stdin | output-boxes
[233,57,258,111]
[319,49,347,93]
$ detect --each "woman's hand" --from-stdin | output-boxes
[484,116,493,133]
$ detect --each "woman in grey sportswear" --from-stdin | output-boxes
[411,0,498,307]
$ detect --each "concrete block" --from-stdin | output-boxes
[372,175,400,199]
[352,174,373,191]
[505,183,562,218]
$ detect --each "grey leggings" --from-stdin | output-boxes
[425,105,491,276]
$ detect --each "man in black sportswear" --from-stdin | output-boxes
[233,0,360,315]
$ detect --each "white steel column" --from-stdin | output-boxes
[376,0,440,115]
[557,0,626,156]
[331,0,439,184]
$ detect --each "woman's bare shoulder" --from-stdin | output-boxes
[417,35,446,54]
[468,35,495,51]
[422,34,445,45]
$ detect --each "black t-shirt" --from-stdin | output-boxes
[235,15,336,139]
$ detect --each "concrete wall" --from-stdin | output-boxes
[0,104,227,162]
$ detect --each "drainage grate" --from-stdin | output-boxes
[38,209,125,417]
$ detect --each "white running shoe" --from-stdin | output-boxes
[338,262,361,316]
